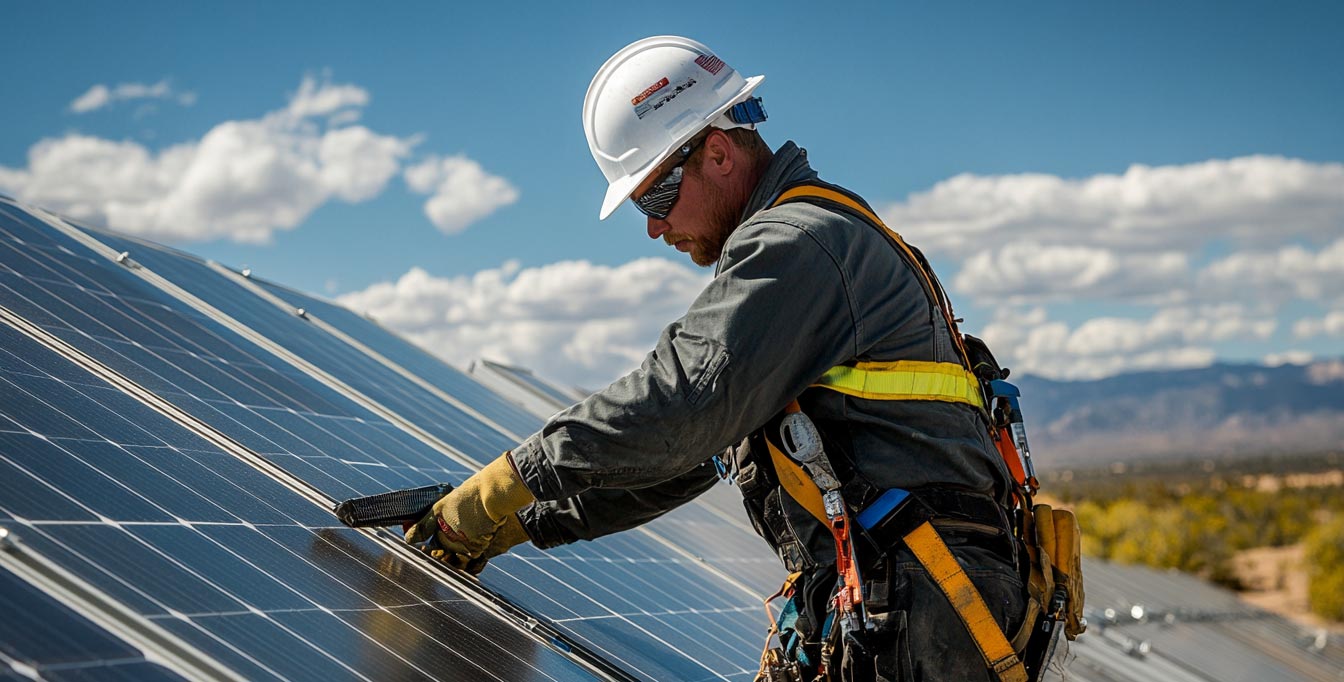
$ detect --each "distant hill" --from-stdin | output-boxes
[1012,359,1344,467]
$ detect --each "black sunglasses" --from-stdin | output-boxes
[631,138,702,219]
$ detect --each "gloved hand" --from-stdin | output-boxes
[404,453,534,563]
[428,511,531,575]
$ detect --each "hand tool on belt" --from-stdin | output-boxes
[777,401,867,638]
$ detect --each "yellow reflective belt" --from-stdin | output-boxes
[905,522,1028,682]
[813,360,984,409]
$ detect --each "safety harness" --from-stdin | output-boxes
[753,185,1083,682]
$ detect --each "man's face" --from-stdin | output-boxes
[633,136,740,267]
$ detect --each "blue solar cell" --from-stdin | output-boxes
[120,445,298,525]
[183,613,365,681]
[125,525,315,611]
[0,567,186,681]
[87,230,520,460]
[0,433,178,523]
[194,525,377,611]
[256,279,546,437]
[40,661,190,681]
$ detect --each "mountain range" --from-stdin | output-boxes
[1013,359,1344,467]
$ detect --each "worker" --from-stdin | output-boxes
[407,35,1028,681]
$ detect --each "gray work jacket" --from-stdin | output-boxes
[514,142,1010,551]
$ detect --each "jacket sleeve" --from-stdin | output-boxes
[510,217,860,502]
[518,459,721,548]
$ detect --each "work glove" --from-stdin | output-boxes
[404,453,535,564]
[428,511,531,575]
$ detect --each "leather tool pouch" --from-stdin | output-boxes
[732,428,823,572]
[1034,504,1085,639]
[1014,504,1087,680]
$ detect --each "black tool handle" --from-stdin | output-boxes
[333,483,454,528]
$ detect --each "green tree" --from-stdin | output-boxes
[1303,515,1344,621]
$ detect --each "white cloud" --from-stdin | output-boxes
[69,79,196,114]
[403,155,519,235]
[980,305,1276,380]
[338,259,709,386]
[69,85,111,113]
[1,77,419,244]
[284,76,368,120]
[1264,351,1314,366]
[953,243,1188,303]
[883,156,1344,256]
[1293,310,1344,339]
[1196,236,1344,304]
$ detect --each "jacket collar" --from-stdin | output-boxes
[739,141,818,223]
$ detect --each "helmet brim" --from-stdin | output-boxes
[598,74,766,220]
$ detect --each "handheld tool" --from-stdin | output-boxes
[333,483,454,532]
[988,379,1038,494]
[778,403,866,637]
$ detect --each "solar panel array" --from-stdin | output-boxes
[0,197,790,681]
[1050,558,1344,682]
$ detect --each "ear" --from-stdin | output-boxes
[701,129,735,178]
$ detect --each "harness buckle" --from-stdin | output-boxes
[855,488,934,556]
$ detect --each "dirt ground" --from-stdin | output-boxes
[1232,544,1344,634]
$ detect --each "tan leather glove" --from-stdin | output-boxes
[429,511,531,575]
[404,453,535,561]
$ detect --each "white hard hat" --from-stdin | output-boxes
[583,35,765,220]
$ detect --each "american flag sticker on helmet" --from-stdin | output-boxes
[695,53,725,75]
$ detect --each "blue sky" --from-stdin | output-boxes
[4,1,1342,385]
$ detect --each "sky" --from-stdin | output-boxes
[3,1,1342,388]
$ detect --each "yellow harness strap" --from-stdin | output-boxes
[767,439,829,525]
[905,522,1028,682]
[770,186,983,408]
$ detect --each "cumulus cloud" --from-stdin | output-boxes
[1196,236,1344,304]
[979,305,1276,380]
[403,155,519,235]
[883,156,1344,256]
[1293,310,1344,339]
[1,76,418,243]
[1264,351,1314,367]
[338,259,710,386]
[69,79,196,113]
[953,243,1188,303]
[283,76,368,120]
[884,156,1342,378]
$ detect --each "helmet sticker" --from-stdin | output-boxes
[634,77,696,119]
[694,53,725,75]
[631,77,670,107]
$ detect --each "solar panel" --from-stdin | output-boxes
[1,199,778,679]
[0,563,187,681]
[249,276,545,438]
[0,320,598,681]
[473,359,587,409]
[77,226,533,451]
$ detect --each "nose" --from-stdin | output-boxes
[646,217,670,241]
